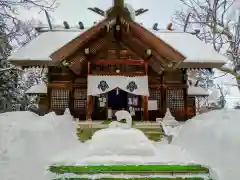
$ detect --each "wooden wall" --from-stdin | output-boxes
[46,35,192,120]
[47,65,193,121]
[47,66,87,118]
[148,68,188,121]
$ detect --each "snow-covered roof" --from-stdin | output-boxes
[9,31,81,65]
[9,29,227,68]
[152,31,228,67]
[188,86,209,96]
[25,84,47,94]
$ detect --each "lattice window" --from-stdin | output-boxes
[74,88,87,109]
[51,89,69,109]
[149,89,161,109]
[166,89,184,108]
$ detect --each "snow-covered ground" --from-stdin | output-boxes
[0,110,80,180]
[172,109,240,180]
[0,109,239,180]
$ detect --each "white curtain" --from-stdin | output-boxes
[87,76,117,95]
[119,76,149,96]
[87,75,149,96]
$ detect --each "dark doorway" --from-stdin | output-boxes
[108,89,128,110]
[92,94,107,120]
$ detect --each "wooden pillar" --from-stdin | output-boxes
[143,62,149,121]
[182,69,188,120]
[47,67,51,112]
[160,72,167,117]
[68,80,74,117]
[86,96,93,120]
[86,62,92,121]
[143,96,149,120]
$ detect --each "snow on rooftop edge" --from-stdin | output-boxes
[25,84,47,94]
[152,31,228,64]
[8,31,81,61]
[9,29,227,65]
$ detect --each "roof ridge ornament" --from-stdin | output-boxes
[88,0,148,20]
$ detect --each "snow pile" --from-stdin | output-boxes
[172,109,240,180]
[0,110,79,180]
[88,128,157,156]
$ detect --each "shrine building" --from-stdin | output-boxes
[9,1,227,121]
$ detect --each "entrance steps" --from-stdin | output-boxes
[49,164,212,180]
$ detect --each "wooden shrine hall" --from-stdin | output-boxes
[9,0,227,121]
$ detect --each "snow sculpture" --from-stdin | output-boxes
[161,108,181,143]
[162,108,179,126]
[85,110,156,160]
[109,110,132,129]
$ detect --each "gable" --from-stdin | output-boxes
[49,18,186,75]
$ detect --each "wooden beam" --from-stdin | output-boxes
[90,72,145,76]
[119,42,144,60]
[128,20,185,63]
[144,62,148,75]
[121,32,171,70]
[108,49,136,55]
[48,83,87,88]
[68,54,85,75]
[50,18,112,61]
[129,37,170,66]
[67,34,111,75]
[148,57,164,74]
[93,59,145,65]
[48,83,69,89]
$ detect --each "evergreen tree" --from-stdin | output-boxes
[0,23,20,112]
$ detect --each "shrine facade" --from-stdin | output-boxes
[9,1,227,121]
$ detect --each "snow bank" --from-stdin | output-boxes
[0,111,79,180]
[88,128,157,156]
[172,109,240,180]
[50,130,196,166]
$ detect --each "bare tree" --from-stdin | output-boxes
[0,0,57,46]
[173,0,240,91]
[0,0,56,111]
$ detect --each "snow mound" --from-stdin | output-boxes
[172,109,240,180]
[88,128,156,156]
[0,110,79,180]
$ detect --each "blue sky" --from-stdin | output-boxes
[19,0,181,28]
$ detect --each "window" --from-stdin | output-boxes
[51,89,69,109]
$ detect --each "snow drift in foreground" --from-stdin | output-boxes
[0,111,79,180]
[172,109,240,180]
